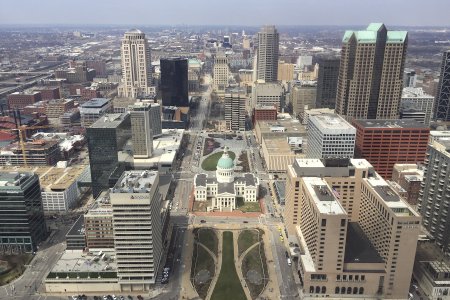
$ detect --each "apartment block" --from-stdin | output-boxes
[84,192,114,250]
[285,158,421,299]
[353,119,429,179]
[224,90,246,131]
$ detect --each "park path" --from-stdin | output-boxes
[180,226,201,299]
[205,231,223,300]
[233,230,253,300]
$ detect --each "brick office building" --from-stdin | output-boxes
[352,119,429,179]
[7,92,42,110]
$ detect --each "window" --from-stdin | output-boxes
[321,286,326,294]
[359,287,364,294]
[335,287,340,294]
[321,219,327,226]
[353,287,358,294]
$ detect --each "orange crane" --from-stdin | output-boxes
[0,124,54,167]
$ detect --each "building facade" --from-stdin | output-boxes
[110,170,163,290]
[130,102,154,158]
[291,83,317,118]
[353,119,429,179]
[224,90,246,131]
[335,23,407,120]
[252,105,277,124]
[277,61,295,81]
[252,82,283,110]
[7,92,42,110]
[315,58,340,109]
[401,87,434,125]
[0,172,47,253]
[160,57,189,107]
[80,98,112,128]
[434,50,450,121]
[418,140,450,253]
[391,163,423,206]
[119,29,153,98]
[256,25,279,83]
[306,114,356,159]
[213,55,229,92]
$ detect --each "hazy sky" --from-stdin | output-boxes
[0,0,448,27]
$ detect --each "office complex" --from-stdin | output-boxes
[130,102,154,158]
[316,58,340,109]
[119,29,152,98]
[213,54,229,92]
[84,192,114,250]
[285,158,420,299]
[252,82,283,109]
[224,90,246,131]
[160,57,189,107]
[353,119,429,179]
[110,170,164,290]
[0,172,47,253]
[307,114,356,159]
[401,87,434,125]
[434,50,450,121]
[403,69,417,88]
[335,23,407,120]
[252,105,277,124]
[256,25,279,83]
[418,139,450,253]
[87,113,131,198]
[277,61,295,81]
[7,91,42,110]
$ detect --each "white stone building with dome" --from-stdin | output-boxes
[194,147,259,211]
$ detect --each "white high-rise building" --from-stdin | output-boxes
[307,113,356,159]
[401,87,434,125]
[119,29,152,98]
[111,170,163,290]
[257,25,279,83]
[130,102,154,158]
[213,54,229,92]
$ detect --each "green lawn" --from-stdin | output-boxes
[0,254,33,285]
[238,230,261,257]
[191,244,216,299]
[236,198,261,213]
[198,228,218,257]
[242,243,269,299]
[201,151,236,171]
[211,231,247,300]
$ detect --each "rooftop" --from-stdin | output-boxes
[354,119,429,129]
[303,177,346,215]
[112,170,158,194]
[81,98,110,108]
[310,114,355,131]
[0,172,33,189]
[344,222,384,264]
[49,249,117,274]
[402,87,433,98]
[90,113,128,129]
[66,215,85,237]
[342,23,407,44]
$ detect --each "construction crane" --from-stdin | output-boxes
[1,124,54,167]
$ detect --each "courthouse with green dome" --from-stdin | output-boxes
[194,147,259,211]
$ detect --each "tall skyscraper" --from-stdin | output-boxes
[87,113,131,198]
[130,102,154,158]
[315,58,340,109]
[224,89,246,131]
[434,50,450,121]
[285,158,420,299]
[111,170,164,289]
[307,114,356,159]
[0,172,47,253]
[418,139,450,253]
[335,23,408,120]
[256,25,279,83]
[119,29,152,98]
[160,58,189,107]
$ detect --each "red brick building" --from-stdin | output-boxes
[7,92,42,110]
[352,119,429,179]
[252,105,277,125]
[391,164,423,205]
[36,87,60,100]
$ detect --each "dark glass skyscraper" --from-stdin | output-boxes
[160,58,189,107]
[0,172,47,253]
[434,50,450,121]
[316,58,340,109]
[87,113,131,198]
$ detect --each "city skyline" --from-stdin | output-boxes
[0,0,449,27]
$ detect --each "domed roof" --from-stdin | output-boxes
[217,147,234,169]
[127,28,143,34]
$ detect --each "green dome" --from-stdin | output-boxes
[217,148,234,169]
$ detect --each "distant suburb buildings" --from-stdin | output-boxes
[335,23,407,120]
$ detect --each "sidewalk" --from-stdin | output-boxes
[180,226,201,299]
[205,231,222,300]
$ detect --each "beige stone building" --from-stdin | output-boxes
[278,61,295,81]
[285,158,420,299]
[291,83,317,117]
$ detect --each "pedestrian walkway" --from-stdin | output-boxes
[205,231,222,300]
[180,226,201,299]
